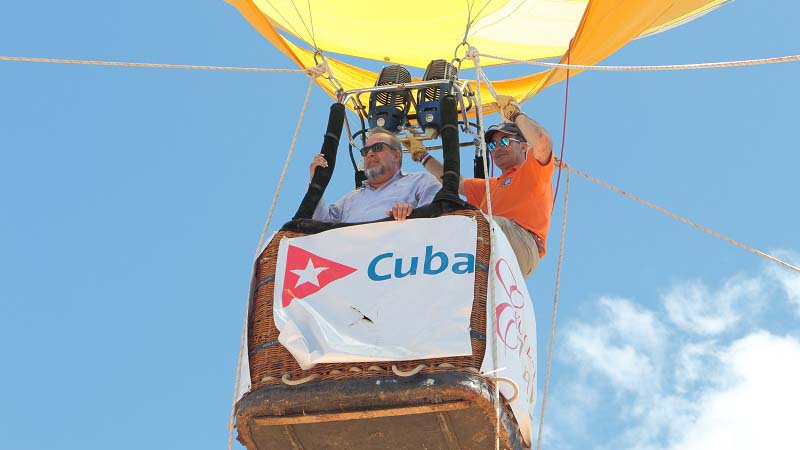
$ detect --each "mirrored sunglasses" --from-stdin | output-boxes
[486,136,521,152]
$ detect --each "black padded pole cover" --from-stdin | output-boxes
[354,170,368,189]
[293,103,345,219]
[473,155,485,179]
[434,94,463,203]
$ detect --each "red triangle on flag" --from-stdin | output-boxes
[281,245,357,307]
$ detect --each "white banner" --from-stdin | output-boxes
[482,221,538,446]
[273,216,478,370]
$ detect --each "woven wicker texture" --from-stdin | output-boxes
[248,210,491,389]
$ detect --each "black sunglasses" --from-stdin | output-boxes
[359,142,397,157]
[486,136,521,152]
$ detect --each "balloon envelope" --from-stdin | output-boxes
[227,0,728,107]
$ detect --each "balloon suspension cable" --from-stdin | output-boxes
[227,76,317,450]
[227,291,250,450]
[256,75,315,264]
[476,62,504,119]
[314,51,345,100]
[263,0,309,46]
[472,53,500,179]
[451,39,470,88]
[276,0,343,93]
[0,55,312,74]
[305,0,319,53]
[475,52,800,72]
[455,0,496,74]
[288,0,317,51]
[536,168,570,450]
[461,0,473,47]
[469,47,502,450]
[562,162,800,274]
[457,0,476,58]
[552,41,572,211]
[463,0,497,41]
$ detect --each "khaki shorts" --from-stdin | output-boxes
[493,216,540,278]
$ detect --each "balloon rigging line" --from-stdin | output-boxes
[287,0,316,51]
[0,55,310,74]
[552,42,571,211]
[468,0,497,32]
[471,51,502,450]
[227,77,316,450]
[4,52,798,79]
[462,0,476,43]
[256,78,315,258]
[306,0,319,52]
[469,0,527,36]
[474,44,568,449]
[562,162,800,274]
[478,52,800,71]
[536,167,570,450]
[227,293,250,450]
[262,0,312,46]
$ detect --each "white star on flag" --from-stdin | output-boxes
[290,258,328,288]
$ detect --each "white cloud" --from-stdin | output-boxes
[563,297,666,395]
[673,341,720,394]
[579,332,800,450]
[546,376,601,437]
[565,323,656,393]
[662,276,764,335]
[667,332,800,450]
[600,297,667,354]
[550,261,800,450]
[617,393,696,450]
[765,250,800,316]
[549,258,800,450]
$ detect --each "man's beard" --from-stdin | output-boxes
[364,165,385,180]
[364,158,397,181]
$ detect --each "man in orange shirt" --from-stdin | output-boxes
[413,100,554,277]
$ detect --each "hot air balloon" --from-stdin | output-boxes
[227,2,728,449]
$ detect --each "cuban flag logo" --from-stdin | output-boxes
[281,245,357,307]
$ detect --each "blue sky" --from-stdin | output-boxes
[1,2,798,450]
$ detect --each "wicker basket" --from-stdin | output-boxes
[247,209,491,389]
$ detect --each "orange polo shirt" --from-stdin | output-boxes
[463,152,555,257]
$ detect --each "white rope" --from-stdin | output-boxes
[490,376,520,404]
[469,46,502,450]
[536,168,570,450]
[5,51,796,76]
[0,55,311,74]
[226,77,316,450]
[478,52,800,72]
[254,77,315,253]
[226,297,250,450]
[391,364,428,377]
[477,68,500,99]
[281,373,320,386]
[564,163,800,274]
[477,65,505,118]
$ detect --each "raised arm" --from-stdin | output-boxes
[498,96,553,165]
[514,113,552,165]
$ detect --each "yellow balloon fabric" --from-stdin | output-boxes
[226,0,727,110]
